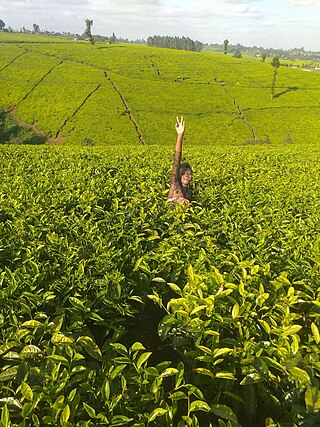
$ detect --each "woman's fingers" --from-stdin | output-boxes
[176,116,184,126]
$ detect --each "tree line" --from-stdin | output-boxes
[147,35,204,52]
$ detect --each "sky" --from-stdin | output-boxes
[1,0,319,51]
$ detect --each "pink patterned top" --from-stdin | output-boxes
[168,150,191,205]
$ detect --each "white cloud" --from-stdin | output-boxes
[216,0,261,3]
[4,0,88,5]
[232,4,264,19]
[116,0,162,4]
[0,0,319,51]
[261,20,277,27]
[287,0,320,6]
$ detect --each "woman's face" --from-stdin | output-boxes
[181,169,192,188]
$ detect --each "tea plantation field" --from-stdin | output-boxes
[1,33,320,427]
[1,143,320,427]
[1,33,320,146]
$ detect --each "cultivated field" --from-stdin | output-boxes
[1,33,320,145]
[1,34,320,427]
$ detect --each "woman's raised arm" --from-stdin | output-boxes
[174,116,185,153]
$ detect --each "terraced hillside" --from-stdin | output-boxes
[1,33,319,145]
[1,33,320,427]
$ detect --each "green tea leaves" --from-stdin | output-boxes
[77,336,103,361]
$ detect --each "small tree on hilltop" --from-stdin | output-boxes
[271,55,280,99]
[84,19,95,47]
[110,32,117,44]
[233,49,242,59]
[223,39,229,55]
[0,19,5,30]
[261,52,267,62]
[33,23,40,33]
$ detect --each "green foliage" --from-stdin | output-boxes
[271,56,281,69]
[283,133,294,144]
[233,50,242,59]
[1,144,320,426]
[155,264,320,425]
[81,137,95,146]
[243,136,271,145]
[147,35,204,52]
[271,55,281,99]
[224,39,229,55]
[1,32,320,427]
[0,109,45,144]
[0,34,320,145]
[83,19,95,47]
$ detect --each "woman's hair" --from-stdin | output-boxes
[179,162,192,177]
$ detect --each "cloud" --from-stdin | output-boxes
[115,0,162,4]
[188,8,219,19]
[232,4,264,19]
[1,0,89,10]
[6,0,88,4]
[216,0,258,2]
[1,0,319,51]
[261,20,277,27]
[287,0,320,6]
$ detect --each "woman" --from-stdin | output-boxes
[168,116,193,205]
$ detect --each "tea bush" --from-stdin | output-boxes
[0,144,320,426]
[1,35,320,146]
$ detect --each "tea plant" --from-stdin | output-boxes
[1,34,320,145]
[1,144,320,426]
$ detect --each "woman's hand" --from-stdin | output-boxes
[175,116,185,135]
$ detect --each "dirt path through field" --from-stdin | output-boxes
[7,108,65,144]
[9,46,146,144]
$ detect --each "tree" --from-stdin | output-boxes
[33,23,40,33]
[261,52,267,62]
[110,32,117,44]
[84,19,95,47]
[223,39,229,55]
[233,49,242,59]
[271,55,280,99]
[0,19,5,30]
[146,35,203,52]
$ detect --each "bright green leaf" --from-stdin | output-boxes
[20,345,41,358]
[83,402,96,419]
[131,342,145,352]
[110,415,134,425]
[136,352,152,370]
[0,366,19,381]
[232,303,239,319]
[160,368,178,377]
[311,323,320,344]
[60,404,71,423]
[215,371,236,381]
[190,400,211,413]
[77,336,103,361]
[149,408,167,422]
[21,381,33,401]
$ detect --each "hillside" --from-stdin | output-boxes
[1,33,319,145]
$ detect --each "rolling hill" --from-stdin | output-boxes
[1,33,319,145]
